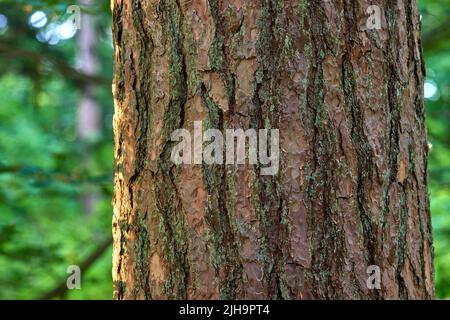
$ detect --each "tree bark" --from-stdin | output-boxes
[111,0,434,299]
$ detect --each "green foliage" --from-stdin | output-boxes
[0,1,113,299]
[418,0,450,299]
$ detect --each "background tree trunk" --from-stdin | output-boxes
[77,0,101,215]
[111,0,434,299]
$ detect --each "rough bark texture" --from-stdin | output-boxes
[111,0,434,299]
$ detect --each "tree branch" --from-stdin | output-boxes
[0,43,109,86]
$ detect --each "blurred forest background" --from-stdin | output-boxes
[0,0,449,299]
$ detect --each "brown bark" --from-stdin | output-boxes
[111,0,433,299]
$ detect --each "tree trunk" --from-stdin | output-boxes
[111,0,434,299]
